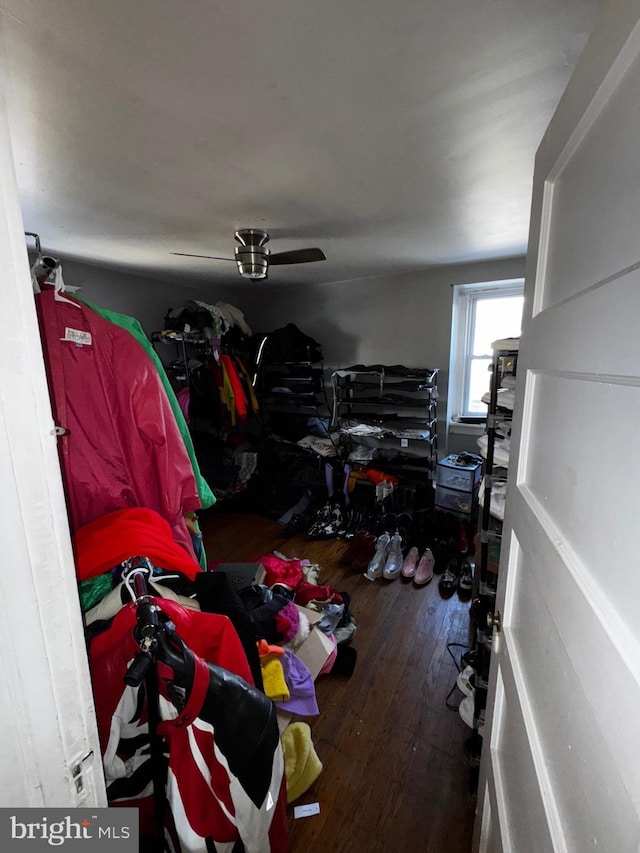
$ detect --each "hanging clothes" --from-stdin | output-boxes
[218,358,237,426]
[235,356,260,415]
[79,297,215,510]
[220,353,248,422]
[35,290,200,557]
[90,597,288,853]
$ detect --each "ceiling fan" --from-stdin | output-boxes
[171,229,326,281]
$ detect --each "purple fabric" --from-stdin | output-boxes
[274,649,319,717]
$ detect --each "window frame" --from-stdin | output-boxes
[450,279,524,422]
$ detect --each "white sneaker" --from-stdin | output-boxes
[456,665,475,696]
[382,531,403,580]
[459,690,485,737]
[459,690,475,729]
[364,533,390,581]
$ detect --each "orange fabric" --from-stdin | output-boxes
[257,639,285,659]
[362,468,399,487]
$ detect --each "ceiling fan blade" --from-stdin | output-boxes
[269,248,326,266]
[170,252,235,261]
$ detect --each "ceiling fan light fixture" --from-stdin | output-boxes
[235,246,269,280]
[171,227,325,281]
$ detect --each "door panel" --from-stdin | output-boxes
[528,271,640,376]
[489,662,555,853]
[476,4,640,851]
[522,371,640,626]
[540,34,640,310]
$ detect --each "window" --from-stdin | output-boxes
[449,280,524,421]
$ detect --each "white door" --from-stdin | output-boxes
[475,2,640,851]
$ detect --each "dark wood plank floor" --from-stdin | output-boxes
[200,512,477,853]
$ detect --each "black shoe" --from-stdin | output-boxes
[307,503,331,539]
[281,513,306,538]
[461,648,479,670]
[458,559,473,597]
[439,558,459,596]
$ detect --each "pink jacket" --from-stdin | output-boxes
[36,291,200,556]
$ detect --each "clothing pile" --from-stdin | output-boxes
[76,507,289,852]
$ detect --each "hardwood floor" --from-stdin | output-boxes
[200,511,477,853]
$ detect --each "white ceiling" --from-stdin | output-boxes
[1,0,600,287]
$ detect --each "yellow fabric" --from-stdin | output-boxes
[281,722,323,803]
[260,657,290,702]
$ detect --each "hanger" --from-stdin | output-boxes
[25,231,81,307]
[51,263,81,307]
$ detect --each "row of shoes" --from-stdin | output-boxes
[306,501,392,541]
[360,533,436,585]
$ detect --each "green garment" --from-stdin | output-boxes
[80,298,214,569]
[80,298,214,510]
[79,573,112,611]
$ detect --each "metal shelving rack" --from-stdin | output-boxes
[331,366,439,490]
[469,340,518,786]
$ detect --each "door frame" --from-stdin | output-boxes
[0,73,106,806]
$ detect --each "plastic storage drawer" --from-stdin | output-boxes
[435,484,479,517]
[436,454,482,491]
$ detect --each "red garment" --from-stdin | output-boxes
[220,354,248,421]
[35,291,200,556]
[253,553,304,589]
[74,507,203,581]
[294,581,343,608]
[90,599,289,852]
